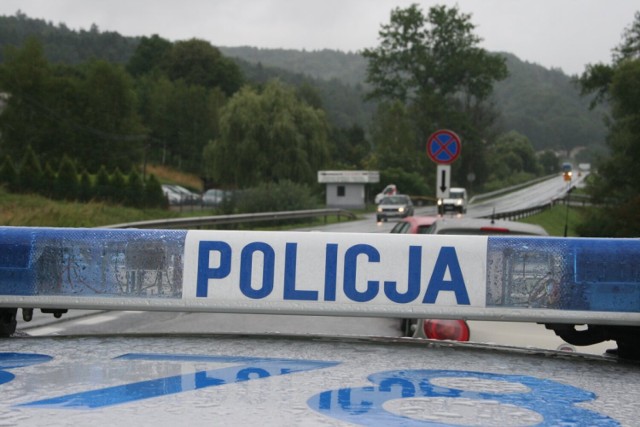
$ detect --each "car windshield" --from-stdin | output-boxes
[381,196,408,204]
[449,191,464,198]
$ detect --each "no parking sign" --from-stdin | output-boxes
[427,129,461,164]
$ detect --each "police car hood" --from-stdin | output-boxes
[2,332,638,426]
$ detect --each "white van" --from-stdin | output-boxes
[439,187,467,214]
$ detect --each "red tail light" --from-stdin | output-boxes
[423,319,470,341]
[479,226,510,233]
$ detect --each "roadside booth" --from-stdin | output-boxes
[318,170,379,209]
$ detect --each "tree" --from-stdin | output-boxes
[330,124,371,169]
[483,131,541,190]
[577,12,640,237]
[204,80,331,188]
[76,60,146,172]
[163,39,244,96]
[109,167,127,204]
[125,168,144,208]
[538,150,560,175]
[133,75,226,174]
[0,155,18,192]
[94,165,111,202]
[126,34,172,77]
[78,169,93,202]
[17,145,43,194]
[370,100,418,169]
[54,155,79,200]
[143,174,166,209]
[45,162,58,199]
[0,37,51,160]
[362,4,507,188]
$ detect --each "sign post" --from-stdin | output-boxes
[436,164,451,200]
[427,130,461,212]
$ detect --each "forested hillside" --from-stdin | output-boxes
[0,12,607,157]
[220,47,608,156]
[0,11,137,64]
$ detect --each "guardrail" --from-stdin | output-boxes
[479,192,593,221]
[479,201,553,221]
[103,208,357,229]
[468,173,559,204]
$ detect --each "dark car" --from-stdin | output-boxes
[376,195,414,222]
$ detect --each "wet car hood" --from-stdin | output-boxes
[1,333,638,426]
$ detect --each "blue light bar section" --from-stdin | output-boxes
[0,227,638,319]
[0,227,187,298]
[486,237,640,313]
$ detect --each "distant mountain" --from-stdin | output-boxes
[219,46,368,87]
[0,12,608,155]
[0,11,138,64]
[493,53,607,153]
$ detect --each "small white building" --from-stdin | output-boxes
[318,170,379,209]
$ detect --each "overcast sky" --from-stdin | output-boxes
[0,0,638,76]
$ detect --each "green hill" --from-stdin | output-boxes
[0,12,608,157]
[219,46,608,155]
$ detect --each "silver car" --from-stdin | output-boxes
[376,194,414,222]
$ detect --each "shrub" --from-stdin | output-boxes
[78,169,93,202]
[55,155,79,201]
[0,155,18,192]
[143,174,167,209]
[17,145,43,194]
[236,180,319,215]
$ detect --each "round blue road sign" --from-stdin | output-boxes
[427,130,461,164]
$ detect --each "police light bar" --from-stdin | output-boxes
[0,226,638,326]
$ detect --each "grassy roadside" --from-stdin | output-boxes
[0,188,361,229]
[0,189,181,227]
[0,186,581,236]
[519,204,584,237]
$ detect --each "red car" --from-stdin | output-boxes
[390,216,438,336]
[389,215,438,234]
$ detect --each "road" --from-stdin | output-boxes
[17,173,613,355]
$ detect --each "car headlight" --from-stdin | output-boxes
[456,199,462,205]
[437,199,442,206]
[398,207,405,213]
[377,207,383,212]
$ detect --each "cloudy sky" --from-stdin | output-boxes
[1,0,638,76]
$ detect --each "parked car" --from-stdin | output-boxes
[202,188,227,207]
[376,194,414,222]
[161,185,182,205]
[161,185,201,205]
[390,215,438,234]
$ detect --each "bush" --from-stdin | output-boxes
[55,155,79,201]
[0,155,18,192]
[110,168,127,204]
[78,169,93,202]
[143,174,167,209]
[17,145,43,194]
[94,166,111,202]
[126,169,144,208]
[42,162,56,198]
[236,180,319,215]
